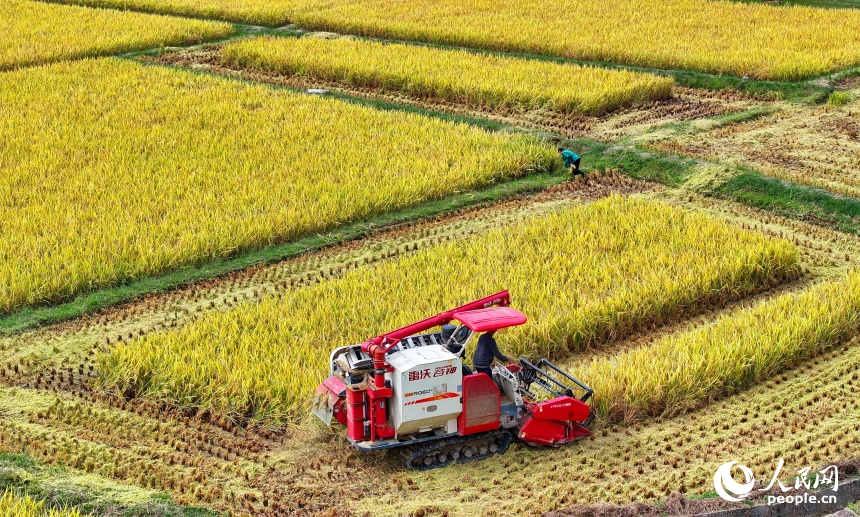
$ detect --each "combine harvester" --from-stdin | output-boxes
[312,291,594,470]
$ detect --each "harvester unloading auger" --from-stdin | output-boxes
[312,291,594,470]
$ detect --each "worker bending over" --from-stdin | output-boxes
[473,330,509,379]
[558,147,583,176]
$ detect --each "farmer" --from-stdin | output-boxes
[473,330,509,380]
[558,147,583,176]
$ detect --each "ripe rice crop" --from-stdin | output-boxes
[0,0,232,70]
[55,0,860,79]
[574,271,860,423]
[0,58,553,314]
[0,490,82,517]
[222,36,673,115]
[291,0,860,80]
[51,0,309,25]
[99,196,799,428]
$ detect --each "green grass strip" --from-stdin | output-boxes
[713,171,860,234]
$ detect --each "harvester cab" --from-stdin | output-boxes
[312,290,594,469]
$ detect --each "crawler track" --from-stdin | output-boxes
[400,430,513,470]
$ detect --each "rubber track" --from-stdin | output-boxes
[399,429,512,470]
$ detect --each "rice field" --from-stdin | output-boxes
[571,270,860,423]
[54,0,860,79]
[0,0,232,70]
[4,0,860,513]
[98,196,799,428]
[291,0,860,79]
[3,180,858,516]
[0,57,553,314]
[51,0,310,25]
[222,36,673,115]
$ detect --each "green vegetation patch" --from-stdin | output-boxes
[713,171,860,234]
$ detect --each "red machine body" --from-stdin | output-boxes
[519,396,593,446]
[312,291,594,469]
[458,372,501,436]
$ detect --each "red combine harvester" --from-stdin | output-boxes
[312,290,594,469]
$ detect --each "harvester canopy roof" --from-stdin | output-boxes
[453,307,527,332]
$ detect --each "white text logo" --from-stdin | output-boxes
[714,461,755,502]
[713,460,839,505]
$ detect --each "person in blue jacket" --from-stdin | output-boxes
[473,330,509,379]
[558,147,583,176]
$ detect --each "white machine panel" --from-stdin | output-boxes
[387,345,462,436]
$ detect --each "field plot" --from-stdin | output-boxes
[0,0,232,70]
[51,0,312,25]
[222,36,673,115]
[0,58,553,315]
[291,0,860,80]
[2,181,860,515]
[570,271,860,422]
[56,0,860,79]
[157,44,760,143]
[655,91,860,197]
[99,196,799,429]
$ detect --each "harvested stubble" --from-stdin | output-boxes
[573,270,860,423]
[0,0,232,70]
[222,36,673,116]
[0,490,82,517]
[100,196,799,428]
[653,103,860,199]
[0,58,553,314]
